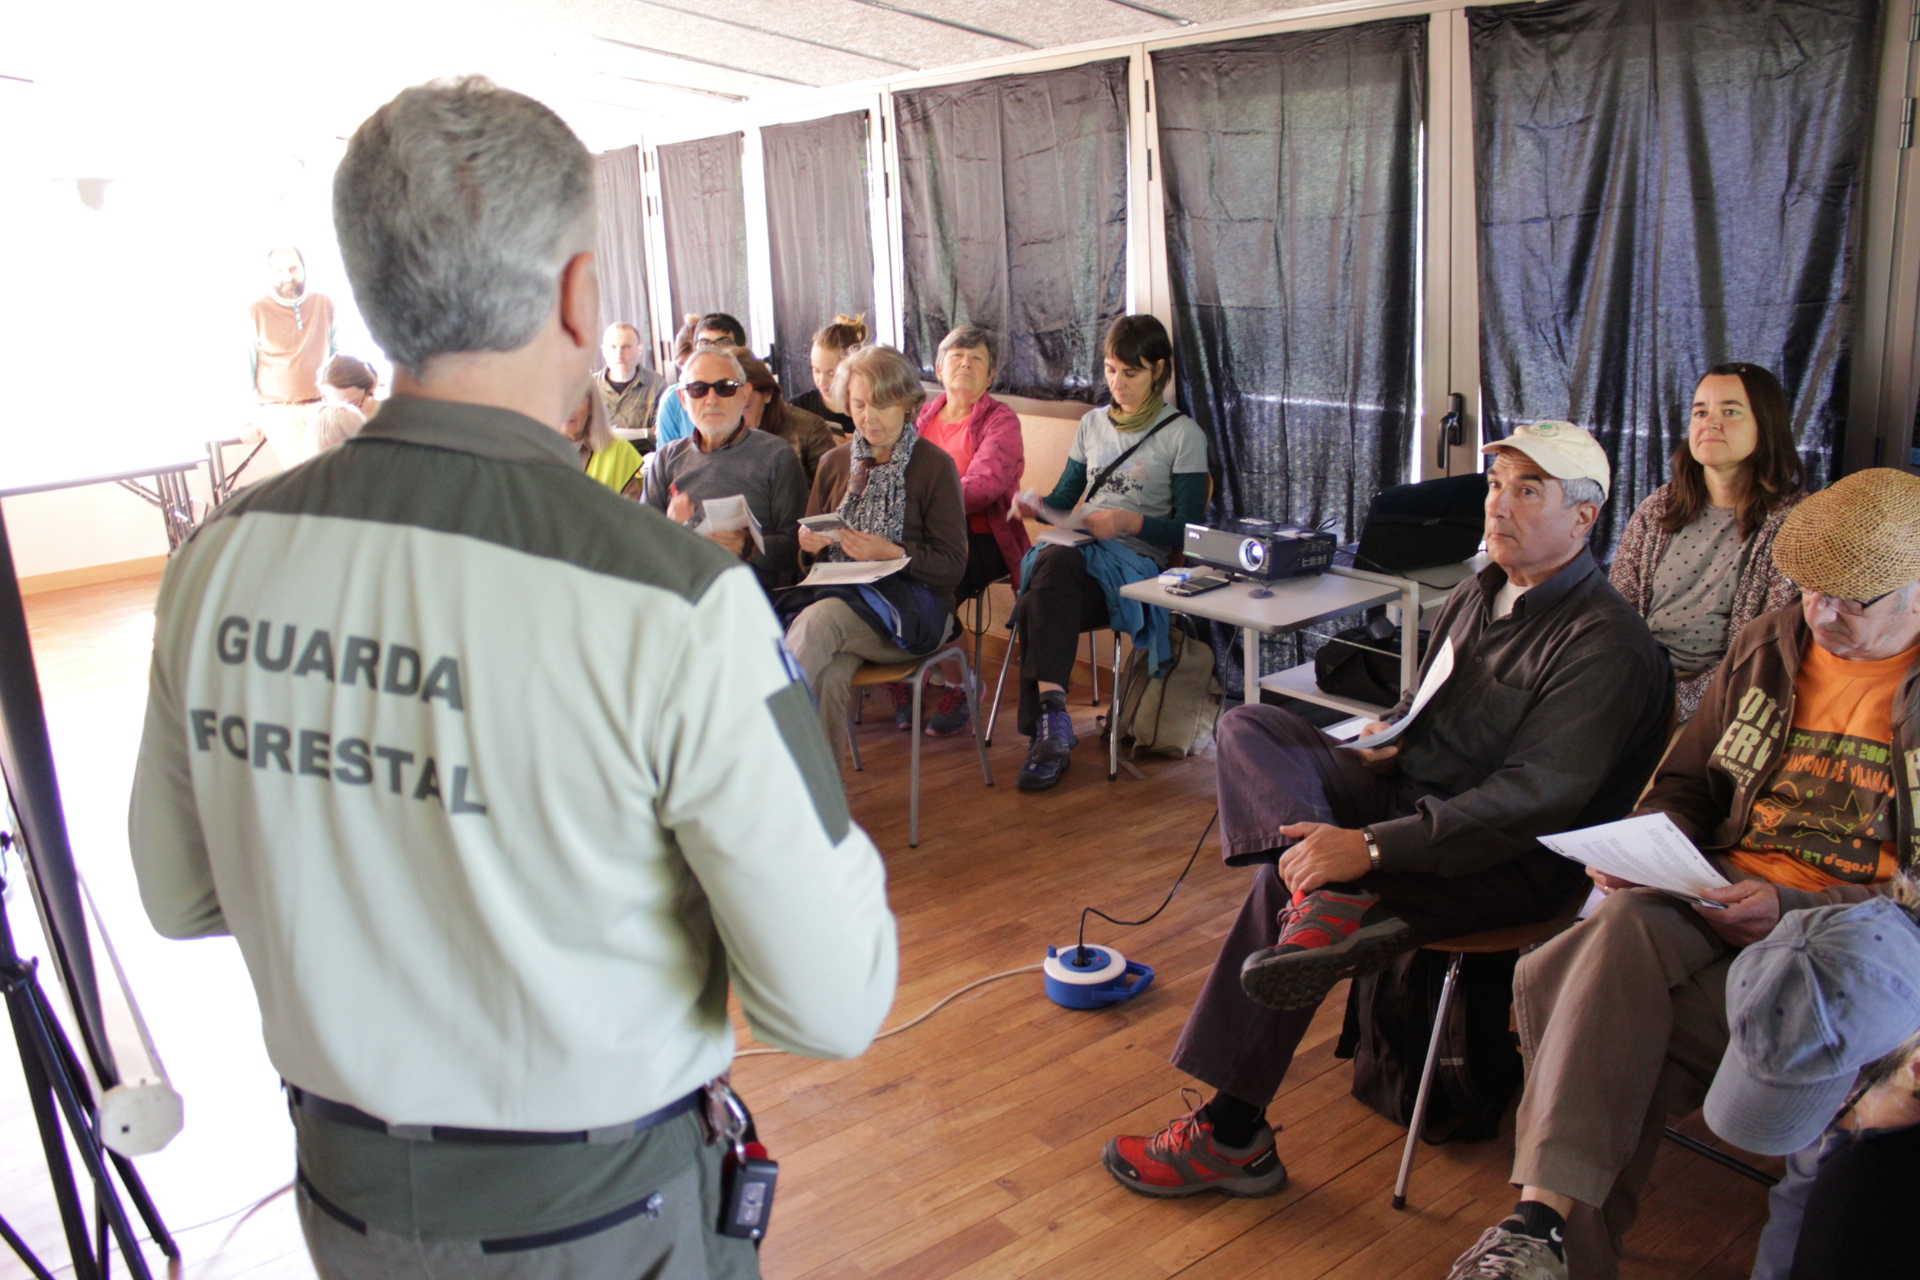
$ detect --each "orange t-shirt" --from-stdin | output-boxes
[1726,643,1912,891]
[919,411,991,534]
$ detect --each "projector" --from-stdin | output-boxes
[1183,518,1336,581]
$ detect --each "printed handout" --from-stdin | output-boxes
[797,557,911,588]
[1537,812,1730,908]
[694,495,764,556]
[1340,638,1453,751]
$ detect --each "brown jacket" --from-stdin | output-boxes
[761,403,838,484]
[1638,603,1917,912]
[808,441,968,614]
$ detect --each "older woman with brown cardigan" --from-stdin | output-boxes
[1610,362,1806,721]
[785,345,968,765]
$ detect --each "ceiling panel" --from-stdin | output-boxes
[523,0,1356,100]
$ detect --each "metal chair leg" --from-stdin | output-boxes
[845,694,864,772]
[1392,952,1463,1210]
[970,592,988,685]
[908,665,926,847]
[1109,634,1124,781]
[960,650,994,788]
[985,627,1016,746]
[1088,631,1100,706]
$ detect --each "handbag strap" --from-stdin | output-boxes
[1084,410,1180,505]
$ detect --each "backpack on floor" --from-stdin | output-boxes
[1115,622,1222,759]
[1335,947,1523,1143]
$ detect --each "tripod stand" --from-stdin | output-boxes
[1,838,177,1280]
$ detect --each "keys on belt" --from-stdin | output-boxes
[704,1079,778,1241]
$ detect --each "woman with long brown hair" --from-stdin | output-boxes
[732,346,837,482]
[1610,361,1807,720]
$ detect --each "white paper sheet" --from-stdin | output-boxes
[1340,637,1453,750]
[797,557,910,588]
[798,513,846,542]
[1537,813,1730,908]
[1017,489,1087,531]
[693,495,764,555]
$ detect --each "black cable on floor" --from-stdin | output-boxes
[1075,807,1218,964]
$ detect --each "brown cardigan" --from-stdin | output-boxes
[808,440,969,614]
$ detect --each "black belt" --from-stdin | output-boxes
[287,1084,702,1146]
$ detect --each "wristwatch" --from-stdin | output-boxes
[1363,828,1382,874]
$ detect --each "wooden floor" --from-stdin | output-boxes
[1,574,1776,1280]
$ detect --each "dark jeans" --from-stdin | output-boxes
[1169,704,1588,1109]
[955,531,1009,606]
[1014,543,1109,736]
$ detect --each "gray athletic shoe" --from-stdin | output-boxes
[1444,1223,1568,1280]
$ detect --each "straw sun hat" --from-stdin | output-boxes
[1772,468,1920,601]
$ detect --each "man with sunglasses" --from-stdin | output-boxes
[1452,467,1920,1280]
[643,343,808,593]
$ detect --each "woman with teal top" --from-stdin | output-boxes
[1008,314,1210,792]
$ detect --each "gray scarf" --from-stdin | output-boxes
[824,423,918,562]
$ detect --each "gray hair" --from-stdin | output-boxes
[834,345,927,420]
[333,77,596,373]
[935,325,998,374]
[1561,477,1606,510]
[684,341,746,383]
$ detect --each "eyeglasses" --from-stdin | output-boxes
[684,380,742,399]
[1798,585,1901,617]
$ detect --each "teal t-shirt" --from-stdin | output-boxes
[1068,408,1210,560]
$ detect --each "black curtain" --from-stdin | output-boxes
[1153,18,1425,543]
[595,145,654,369]
[1472,0,1880,554]
[762,112,875,397]
[895,60,1129,400]
[658,132,749,335]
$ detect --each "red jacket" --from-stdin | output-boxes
[916,393,1032,589]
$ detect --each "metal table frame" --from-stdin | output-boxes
[1121,560,1486,720]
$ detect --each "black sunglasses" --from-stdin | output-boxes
[684,380,742,399]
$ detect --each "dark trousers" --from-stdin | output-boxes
[1170,704,1587,1109]
[955,531,1009,605]
[1014,543,1109,736]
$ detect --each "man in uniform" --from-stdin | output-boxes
[132,76,897,1279]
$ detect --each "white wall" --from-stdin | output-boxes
[3,486,170,579]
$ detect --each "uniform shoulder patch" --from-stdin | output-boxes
[765,680,850,845]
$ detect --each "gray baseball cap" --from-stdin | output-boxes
[1704,897,1920,1156]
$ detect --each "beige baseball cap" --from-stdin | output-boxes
[1482,420,1612,500]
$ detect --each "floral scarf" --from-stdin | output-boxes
[823,422,919,562]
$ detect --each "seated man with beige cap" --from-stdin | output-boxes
[1103,423,1673,1204]
[1448,466,1920,1280]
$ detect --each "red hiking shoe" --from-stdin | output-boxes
[924,685,972,737]
[1102,1092,1288,1199]
[1238,888,1411,1011]
[887,682,915,730]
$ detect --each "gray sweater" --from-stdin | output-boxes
[643,426,808,590]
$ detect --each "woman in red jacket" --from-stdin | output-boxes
[914,325,1030,737]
